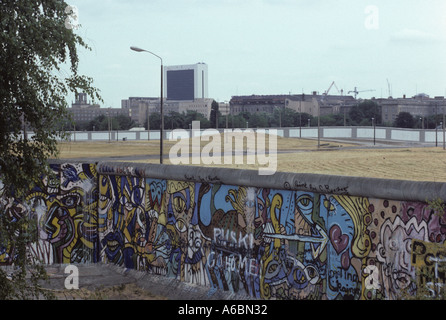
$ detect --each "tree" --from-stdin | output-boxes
[182,110,211,129]
[166,112,184,129]
[249,112,269,128]
[115,114,135,130]
[147,112,161,130]
[394,112,415,128]
[280,108,297,127]
[0,1,101,299]
[210,100,220,128]
[348,100,381,126]
[88,114,107,131]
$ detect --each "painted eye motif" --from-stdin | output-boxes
[173,196,186,213]
[296,194,313,215]
[245,200,255,208]
[175,219,187,233]
[389,239,399,251]
[257,198,264,212]
[132,186,144,205]
[62,195,79,208]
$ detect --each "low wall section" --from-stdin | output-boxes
[1,160,446,300]
[24,126,446,144]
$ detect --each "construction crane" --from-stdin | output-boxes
[324,81,342,96]
[348,87,375,99]
[386,78,392,97]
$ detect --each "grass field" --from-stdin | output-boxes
[56,135,446,182]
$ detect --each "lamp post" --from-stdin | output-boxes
[147,104,150,141]
[435,102,438,147]
[107,108,111,143]
[372,117,376,145]
[299,100,302,138]
[130,46,164,164]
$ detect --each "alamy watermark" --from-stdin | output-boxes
[169,121,278,175]
[364,5,379,30]
[64,264,79,290]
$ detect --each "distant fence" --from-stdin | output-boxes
[1,160,446,300]
[52,126,446,144]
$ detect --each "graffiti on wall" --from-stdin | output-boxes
[96,170,446,300]
[364,199,446,299]
[0,163,99,265]
[411,240,446,298]
[1,161,446,300]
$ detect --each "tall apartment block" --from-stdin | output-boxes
[164,63,208,101]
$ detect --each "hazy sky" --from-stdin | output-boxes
[67,0,446,107]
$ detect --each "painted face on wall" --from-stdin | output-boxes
[293,193,315,235]
[43,195,79,263]
[243,187,256,234]
[101,230,124,265]
[98,175,114,231]
[148,180,165,213]
[254,188,270,243]
[98,175,124,265]
[168,188,192,237]
[377,215,428,297]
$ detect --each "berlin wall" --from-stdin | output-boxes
[1,160,446,300]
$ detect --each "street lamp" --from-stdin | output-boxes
[435,102,438,147]
[372,117,376,145]
[130,46,164,164]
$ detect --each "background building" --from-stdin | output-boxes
[375,94,446,124]
[164,63,208,101]
[286,93,356,117]
[218,101,230,116]
[69,93,127,123]
[121,97,159,125]
[164,98,214,119]
[229,93,356,117]
[229,95,289,114]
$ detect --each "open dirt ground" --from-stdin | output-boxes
[56,136,446,182]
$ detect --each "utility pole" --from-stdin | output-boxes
[299,100,302,138]
[443,105,446,150]
[147,104,150,141]
[108,108,111,143]
[436,103,438,147]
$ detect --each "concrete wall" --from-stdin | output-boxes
[1,161,446,300]
[56,126,446,144]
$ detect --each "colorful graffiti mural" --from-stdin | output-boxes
[0,162,99,265]
[95,168,446,300]
[1,161,446,300]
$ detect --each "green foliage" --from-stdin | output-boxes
[83,114,135,131]
[147,111,211,130]
[0,0,101,197]
[143,109,318,130]
[0,210,54,300]
[394,112,415,128]
[210,100,220,128]
[348,100,381,126]
[0,0,100,299]
[427,197,446,218]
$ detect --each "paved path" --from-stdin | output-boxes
[42,263,253,300]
